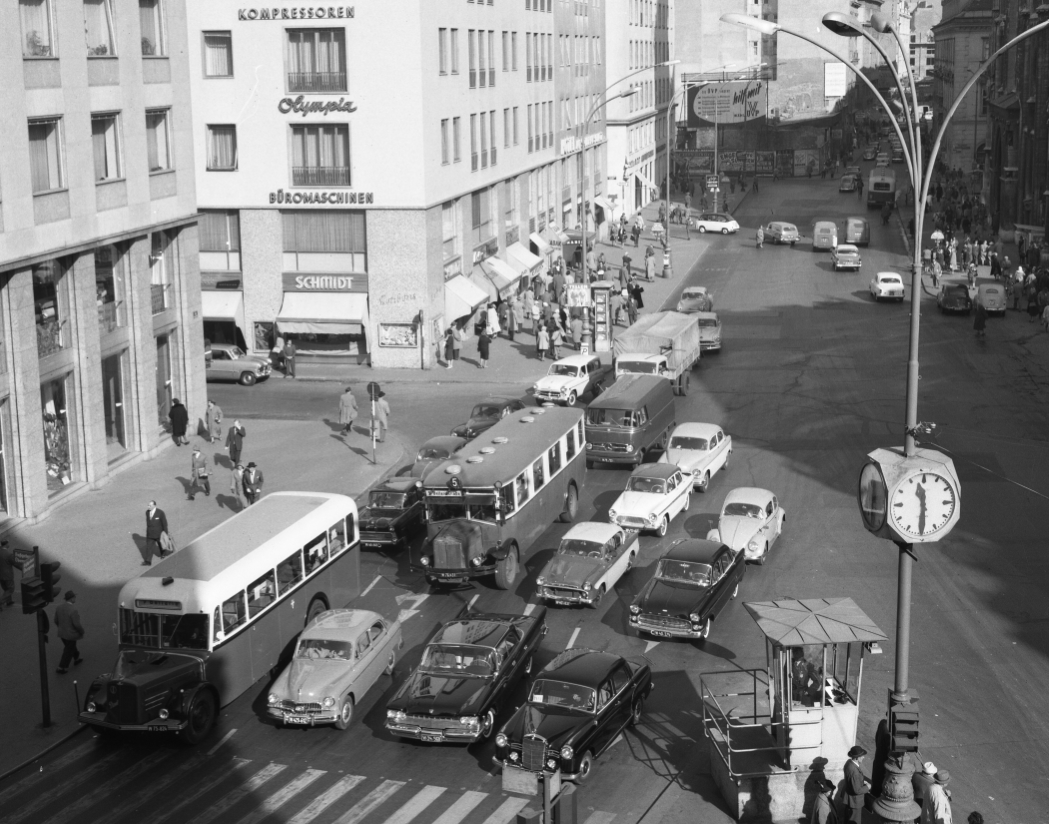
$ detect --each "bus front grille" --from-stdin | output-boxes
[434,536,466,569]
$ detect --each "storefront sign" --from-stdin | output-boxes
[687,81,768,127]
[269,189,373,205]
[443,258,463,281]
[378,323,419,348]
[238,6,354,20]
[282,273,369,292]
[200,273,243,290]
[560,131,605,156]
[472,239,498,265]
[278,96,358,117]
[377,291,420,307]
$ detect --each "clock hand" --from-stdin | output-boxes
[915,483,927,534]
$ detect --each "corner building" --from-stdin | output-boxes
[0,0,203,521]
[188,0,604,370]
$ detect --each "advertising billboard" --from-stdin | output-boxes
[687,81,768,128]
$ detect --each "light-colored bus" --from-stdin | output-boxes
[412,406,586,589]
[867,168,897,208]
[79,491,360,743]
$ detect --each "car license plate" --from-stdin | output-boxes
[285,716,310,725]
[147,725,168,732]
[421,733,443,742]
[650,630,672,638]
[555,600,574,606]
[443,577,467,584]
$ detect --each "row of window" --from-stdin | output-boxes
[527,101,555,154]
[559,35,603,73]
[630,0,669,29]
[202,27,346,94]
[441,180,518,264]
[203,123,349,184]
[500,420,583,516]
[20,0,166,59]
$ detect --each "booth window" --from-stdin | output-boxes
[282,210,366,273]
[199,210,241,271]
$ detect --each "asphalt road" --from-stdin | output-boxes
[2,176,1047,824]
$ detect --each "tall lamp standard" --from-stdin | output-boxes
[663,80,711,236]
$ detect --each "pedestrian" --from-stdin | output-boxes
[143,500,169,566]
[756,226,764,249]
[632,223,641,247]
[842,746,870,824]
[54,591,85,674]
[570,314,583,349]
[0,540,24,610]
[339,387,358,435]
[282,339,296,378]
[205,400,223,444]
[626,293,639,326]
[1028,284,1041,323]
[645,253,656,282]
[189,445,211,500]
[451,324,463,363]
[511,296,524,341]
[531,299,542,334]
[242,462,264,506]
[168,398,189,446]
[230,463,246,509]
[537,324,550,359]
[551,324,563,359]
[475,327,491,368]
[912,761,937,817]
[272,334,285,373]
[630,280,645,310]
[610,289,624,325]
[522,289,534,330]
[810,777,839,824]
[486,304,501,336]
[373,390,390,441]
[921,771,953,824]
[753,176,759,194]
[1041,302,1049,332]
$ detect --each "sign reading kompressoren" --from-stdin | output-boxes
[238,6,354,20]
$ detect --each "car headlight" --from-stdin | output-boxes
[268,693,281,705]
[420,556,430,566]
[470,555,484,567]
[608,508,617,520]
[645,513,658,525]
[692,468,700,475]
[509,751,520,762]
[560,745,574,760]
[583,581,592,590]
[158,709,169,720]
[532,385,538,394]
[547,758,558,771]
[586,442,594,450]
[322,696,336,708]
[536,576,546,586]
[496,732,509,747]
[689,612,701,623]
[87,701,97,713]
[460,716,480,727]
[630,605,641,615]
[387,709,406,722]
[748,537,761,551]
[559,387,567,396]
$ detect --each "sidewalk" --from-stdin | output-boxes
[0,419,406,778]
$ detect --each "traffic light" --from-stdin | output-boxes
[40,562,61,604]
[889,694,920,753]
[21,576,46,615]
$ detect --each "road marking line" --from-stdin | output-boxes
[332,779,406,824]
[286,774,366,824]
[361,575,382,597]
[480,797,531,824]
[567,627,581,648]
[522,603,536,615]
[468,594,480,609]
[0,737,98,807]
[582,813,617,824]
[0,750,126,824]
[237,769,327,824]
[44,750,169,824]
[644,640,659,653]
[207,727,238,755]
[92,756,205,824]
[190,763,288,824]
[379,785,447,824]
[429,791,487,824]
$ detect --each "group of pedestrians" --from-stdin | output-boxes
[338,386,390,441]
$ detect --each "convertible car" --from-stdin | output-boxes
[535,522,639,608]
[706,487,785,564]
[607,463,692,537]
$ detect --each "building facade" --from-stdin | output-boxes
[0,0,203,522]
[910,1,943,82]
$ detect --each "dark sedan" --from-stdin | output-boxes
[494,648,653,783]
[937,283,973,314]
[451,398,526,440]
[358,478,425,549]
[385,608,547,743]
[629,539,744,641]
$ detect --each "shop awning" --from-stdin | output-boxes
[481,257,524,299]
[633,170,659,196]
[444,275,488,322]
[506,242,544,275]
[202,290,244,323]
[277,292,369,336]
[529,232,552,255]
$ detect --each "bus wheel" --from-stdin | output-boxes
[334,696,355,730]
[180,689,217,745]
[305,596,328,627]
[494,545,519,590]
[560,484,579,523]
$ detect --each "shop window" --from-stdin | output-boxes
[20,0,55,57]
[84,0,116,56]
[199,210,241,271]
[91,113,122,182]
[203,31,232,77]
[291,124,349,186]
[286,29,346,92]
[42,375,77,495]
[95,244,126,332]
[471,187,494,248]
[146,109,171,172]
[206,125,238,171]
[150,231,171,314]
[282,210,366,273]
[139,0,165,56]
[33,260,66,357]
[28,118,64,194]
[101,352,127,459]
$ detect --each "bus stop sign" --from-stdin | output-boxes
[367,382,381,401]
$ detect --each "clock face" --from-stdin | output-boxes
[858,462,888,532]
[890,472,957,538]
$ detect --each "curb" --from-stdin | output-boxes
[0,723,86,783]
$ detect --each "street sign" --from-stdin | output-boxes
[705,174,719,189]
[367,381,381,401]
[14,548,36,575]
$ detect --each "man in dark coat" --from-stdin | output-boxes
[54,591,85,674]
[144,501,169,566]
[168,399,189,446]
[843,746,870,824]
[630,280,645,310]
[243,462,264,506]
[225,420,246,465]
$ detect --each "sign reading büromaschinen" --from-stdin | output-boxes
[238,6,354,20]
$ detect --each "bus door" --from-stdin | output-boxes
[246,569,281,681]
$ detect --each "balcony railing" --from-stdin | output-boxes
[292,166,350,186]
[98,301,121,333]
[287,72,347,92]
[151,284,169,315]
[36,319,63,357]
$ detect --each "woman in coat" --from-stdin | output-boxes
[451,325,463,362]
[338,387,358,434]
[477,329,491,369]
[168,399,189,446]
[206,400,223,443]
[444,327,455,368]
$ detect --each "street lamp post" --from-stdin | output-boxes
[664,80,712,237]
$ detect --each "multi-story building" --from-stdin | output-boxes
[910,1,943,82]
[0,0,203,521]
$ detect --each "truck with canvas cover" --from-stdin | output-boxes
[613,311,701,396]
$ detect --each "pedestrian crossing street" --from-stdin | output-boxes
[0,738,619,824]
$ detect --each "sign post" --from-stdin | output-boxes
[367,382,381,464]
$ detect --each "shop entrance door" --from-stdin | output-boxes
[102,352,126,461]
[156,334,172,425]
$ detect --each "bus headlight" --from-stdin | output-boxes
[322,696,336,708]
[470,555,484,567]
[158,709,169,720]
[420,556,430,566]
[560,745,574,760]
[496,733,509,747]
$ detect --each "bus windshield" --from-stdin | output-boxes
[369,491,407,509]
[428,501,497,522]
[119,609,209,650]
[420,644,496,676]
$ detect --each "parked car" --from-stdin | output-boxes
[532,355,613,406]
[693,212,740,234]
[937,283,973,314]
[675,285,714,314]
[862,147,877,161]
[870,271,905,302]
[830,244,862,271]
[385,609,547,743]
[411,435,468,481]
[765,221,800,246]
[358,478,426,549]
[535,523,639,608]
[657,422,731,492]
[205,343,272,386]
[706,487,785,564]
[266,609,403,730]
[813,221,838,251]
[493,648,653,783]
[839,174,858,193]
[977,283,1006,315]
[607,463,692,537]
[451,397,526,440]
[844,216,870,247]
[695,312,722,353]
[629,539,745,640]
[844,165,862,177]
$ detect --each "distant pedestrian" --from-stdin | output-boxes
[54,591,84,674]
[645,254,656,282]
[752,177,759,194]
[205,400,223,443]
[1041,303,1049,332]
[168,398,189,446]
[622,252,633,280]
[0,540,24,610]
[626,293,639,326]
[451,325,463,362]
[230,463,246,509]
[843,746,869,824]
[920,771,953,824]
[551,324,563,359]
[189,445,211,500]
[632,224,641,247]
[225,419,246,465]
[756,226,764,249]
[443,327,455,367]
[373,391,390,441]
[339,387,358,435]
[630,280,645,310]
[610,289,624,325]
[537,325,550,359]
[242,462,264,506]
[810,778,839,824]
[143,501,169,566]
[511,297,524,341]
[283,340,297,378]
[477,329,491,368]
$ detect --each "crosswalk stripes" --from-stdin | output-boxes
[236,768,327,824]
[0,738,98,809]
[381,785,447,824]
[285,774,366,824]
[0,749,125,824]
[189,762,288,824]
[429,791,487,824]
[479,797,531,824]
[333,779,407,824]
[43,751,169,824]
[148,757,251,824]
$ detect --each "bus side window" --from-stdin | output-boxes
[329,517,349,556]
[248,570,276,617]
[578,419,585,446]
[548,442,562,474]
[222,592,247,633]
[305,533,329,574]
[516,472,530,504]
[277,550,303,595]
[500,484,516,514]
[532,458,545,491]
[566,428,576,460]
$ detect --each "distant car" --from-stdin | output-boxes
[532,354,613,406]
[385,609,548,743]
[658,422,732,492]
[977,283,1006,315]
[831,244,862,271]
[937,283,972,314]
[451,397,526,439]
[839,174,858,193]
[813,221,838,251]
[675,285,714,314]
[706,487,786,564]
[876,153,891,167]
[693,212,739,234]
[862,147,877,161]
[358,478,426,549]
[695,311,722,352]
[844,216,871,247]
[205,343,272,386]
[844,166,862,177]
[266,609,403,729]
[411,435,468,481]
[765,221,800,246]
[870,271,906,302]
[494,648,654,783]
[608,463,692,537]
[535,523,639,608]
[891,149,905,164]
[629,539,745,640]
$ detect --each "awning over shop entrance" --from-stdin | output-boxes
[276,292,369,336]
[506,242,544,277]
[529,232,552,256]
[202,290,245,326]
[633,170,659,197]
[480,257,524,299]
[444,275,489,322]
[593,196,616,222]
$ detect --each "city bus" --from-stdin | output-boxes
[867,168,897,209]
[79,491,360,743]
[411,406,586,589]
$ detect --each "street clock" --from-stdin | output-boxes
[858,447,961,543]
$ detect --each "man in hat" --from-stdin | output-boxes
[54,591,84,674]
[811,777,839,824]
[912,761,938,819]
[242,462,264,506]
[921,771,952,824]
[373,390,390,443]
[843,745,870,824]
[338,387,358,436]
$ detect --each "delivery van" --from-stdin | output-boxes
[584,374,676,467]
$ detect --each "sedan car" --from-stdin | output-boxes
[844,166,862,177]
[937,283,973,314]
[977,283,1006,315]
[876,153,891,167]
[358,478,425,549]
[266,609,403,729]
[385,609,547,743]
[830,244,862,271]
[693,212,740,234]
[812,221,838,251]
[695,312,722,353]
[451,397,526,440]
[629,539,745,640]
[765,221,800,246]
[411,435,467,481]
[862,147,877,161]
[870,271,905,302]
[675,285,714,314]
[706,487,785,564]
[658,422,731,492]
[845,216,870,247]
[535,523,639,608]
[205,343,272,386]
[608,463,692,537]
[839,174,858,193]
[493,648,653,783]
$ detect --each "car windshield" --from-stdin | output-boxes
[529,679,596,712]
[370,491,407,509]
[225,347,245,358]
[551,364,579,377]
[696,318,719,328]
[617,359,658,374]
[420,644,496,676]
[470,404,502,419]
[626,476,667,494]
[655,559,712,586]
[588,407,634,426]
[418,446,451,460]
[683,289,706,299]
[724,502,764,519]
[296,638,354,660]
[669,435,708,450]
[559,538,605,557]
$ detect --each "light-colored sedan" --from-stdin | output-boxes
[839,174,858,193]
[676,285,714,314]
[535,522,639,608]
[706,488,785,565]
[977,283,1006,315]
[831,244,862,271]
[267,609,403,729]
[608,463,692,537]
[765,221,800,246]
[658,422,731,492]
[693,212,740,234]
[695,312,722,353]
[870,271,905,302]
[205,343,272,386]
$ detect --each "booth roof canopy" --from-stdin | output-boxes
[743,597,887,646]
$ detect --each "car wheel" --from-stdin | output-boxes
[180,689,217,745]
[698,226,707,233]
[721,227,729,235]
[576,751,595,783]
[560,483,579,523]
[731,581,739,599]
[683,492,691,512]
[479,709,496,741]
[494,544,519,590]
[759,543,769,565]
[566,391,577,407]
[699,617,712,641]
[591,585,605,609]
[630,697,646,726]
[239,371,257,386]
[656,515,669,537]
[385,651,397,676]
[334,696,355,730]
[698,472,710,493]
